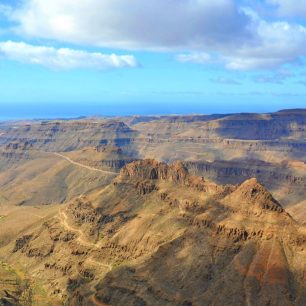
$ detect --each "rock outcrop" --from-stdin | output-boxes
[118,159,235,197]
[5,159,305,306]
[119,159,187,182]
[0,109,305,305]
[224,178,284,212]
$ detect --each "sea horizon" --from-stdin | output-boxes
[1,103,305,122]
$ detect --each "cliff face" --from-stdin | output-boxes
[118,159,234,196]
[1,111,305,155]
[0,111,305,305]
[63,145,136,172]
[131,110,306,140]
[0,111,305,215]
[184,160,306,207]
[3,159,305,306]
[0,120,140,152]
[118,159,188,182]
[214,111,306,140]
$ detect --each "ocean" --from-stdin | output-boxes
[0,102,296,121]
[0,102,215,121]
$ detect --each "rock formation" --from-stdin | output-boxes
[2,159,304,306]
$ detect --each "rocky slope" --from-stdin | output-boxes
[1,111,305,158]
[64,145,136,172]
[0,110,305,305]
[184,159,306,207]
[0,145,116,206]
[1,160,304,306]
[130,109,306,140]
[0,110,305,219]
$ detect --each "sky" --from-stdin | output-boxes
[0,0,306,118]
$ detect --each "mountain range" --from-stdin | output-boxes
[0,109,305,305]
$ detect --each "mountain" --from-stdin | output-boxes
[0,120,139,152]
[0,145,116,206]
[0,110,305,305]
[0,160,305,305]
[0,110,305,217]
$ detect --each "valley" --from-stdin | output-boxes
[0,110,305,305]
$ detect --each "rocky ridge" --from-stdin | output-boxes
[3,159,305,306]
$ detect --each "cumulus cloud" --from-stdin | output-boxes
[267,0,306,18]
[11,0,251,50]
[3,0,306,70]
[0,41,139,70]
[223,10,306,70]
[177,14,306,71]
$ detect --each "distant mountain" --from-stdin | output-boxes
[0,109,305,215]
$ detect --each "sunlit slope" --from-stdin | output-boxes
[0,160,304,305]
[0,150,115,206]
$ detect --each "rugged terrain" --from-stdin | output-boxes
[0,109,305,211]
[0,160,305,305]
[0,109,305,305]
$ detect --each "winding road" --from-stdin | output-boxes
[58,210,112,271]
[53,152,118,175]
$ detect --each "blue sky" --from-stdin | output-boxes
[0,0,306,117]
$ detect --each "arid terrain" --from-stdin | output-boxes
[0,109,305,305]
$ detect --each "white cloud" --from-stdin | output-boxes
[0,41,139,70]
[267,0,306,18]
[223,11,306,70]
[3,0,306,70]
[176,15,306,71]
[11,0,251,50]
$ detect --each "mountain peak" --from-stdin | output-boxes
[226,177,284,213]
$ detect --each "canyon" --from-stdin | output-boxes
[0,109,305,305]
